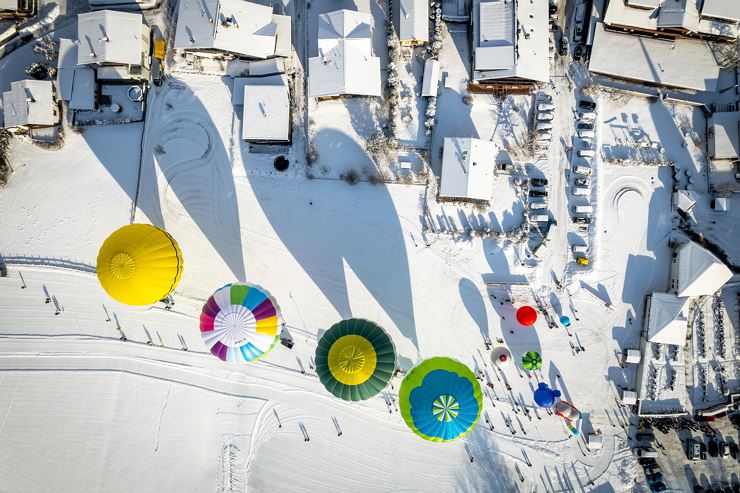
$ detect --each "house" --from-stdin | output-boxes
[1,80,58,131]
[308,9,381,98]
[646,292,689,346]
[671,241,733,297]
[439,138,495,201]
[472,0,549,85]
[232,75,290,143]
[708,110,740,160]
[77,10,151,81]
[0,0,35,17]
[394,0,428,46]
[421,59,440,97]
[174,0,291,59]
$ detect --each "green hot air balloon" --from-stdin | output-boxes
[521,351,542,371]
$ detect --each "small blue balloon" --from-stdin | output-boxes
[560,315,571,327]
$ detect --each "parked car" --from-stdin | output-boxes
[576,256,589,266]
[574,177,590,187]
[721,441,730,457]
[536,122,553,131]
[529,201,548,210]
[572,244,588,254]
[574,25,583,43]
[537,112,555,121]
[577,121,594,130]
[498,163,515,172]
[578,149,595,158]
[578,111,596,121]
[537,132,553,142]
[729,442,738,459]
[529,190,548,198]
[572,217,591,224]
[646,472,664,484]
[639,457,657,466]
[573,205,593,214]
[643,464,661,475]
[573,44,584,61]
[530,214,550,223]
[708,439,719,458]
[572,186,590,196]
[579,99,597,111]
[650,483,667,493]
[530,178,549,187]
[559,37,569,56]
[688,439,702,461]
[572,165,592,175]
[578,130,595,139]
[538,103,555,112]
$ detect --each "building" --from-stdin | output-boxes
[1,80,58,131]
[646,292,689,346]
[439,138,495,201]
[472,0,549,86]
[588,23,721,92]
[708,110,740,160]
[77,10,151,81]
[308,10,381,98]
[672,190,700,213]
[174,0,291,59]
[0,0,35,17]
[421,59,440,97]
[232,75,290,143]
[394,0,428,46]
[671,240,733,297]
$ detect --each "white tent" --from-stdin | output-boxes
[621,389,637,405]
[308,10,381,97]
[675,241,732,297]
[439,138,495,201]
[647,292,689,346]
[624,349,641,364]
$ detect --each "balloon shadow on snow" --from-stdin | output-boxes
[243,128,418,351]
[133,79,246,281]
[459,278,490,346]
[456,428,525,492]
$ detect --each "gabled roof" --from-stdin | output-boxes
[77,10,144,66]
[676,241,733,297]
[672,190,700,212]
[395,0,429,43]
[439,138,495,201]
[647,292,689,346]
[308,9,381,97]
[657,0,700,32]
[2,80,55,128]
[174,0,291,59]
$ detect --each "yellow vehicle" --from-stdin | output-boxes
[576,257,589,266]
[154,39,166,60]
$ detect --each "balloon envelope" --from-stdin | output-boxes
[399,357,482,442]
[315,319,396,401]
[560,315,571,326]
[199,283,282,363]
[521,351,542,370]
[490,346,512,368]
[516,306,537,326]
[533,382,561,408]
[96,224,183,305]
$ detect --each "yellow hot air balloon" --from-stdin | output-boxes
[96,224,183,305]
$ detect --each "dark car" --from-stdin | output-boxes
[636,432,654,441]
[529,190,548,197]
[650,483,667,493]
[530,178,549,187]
[729,442,738,459]
[559,37,569,56]
[708,439,719,458]
[638,457,657,466]
[574,177,590,187]
[578,99,597,111]
[572,216,591,224]
[577,121,594,130]
[646,472,664,484]
[573,44,584,61]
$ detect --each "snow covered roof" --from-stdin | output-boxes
[57,38,78,70]
[675,241,733,297]
[439,138,495,201]
[0,0,17,10]
[69,67,96,110]
[714,197,730,211]
[657,0,700,32]
[626,0,660,8]
[173,0,291,59]
[395,0,429,43]
[308,10,381,97]
[700,0,740,22]
[622,389,638,405]
[2,80,55,129]
[647,292,689,346]
[672,190,700,212]
[240,76,289,142]
[77,10,145,66]
[421,59,440,97]
[709,111,740,160]
[473,0,549,83]
[625,349,642,364]
[588,23,720,92]
[587,434,603,449]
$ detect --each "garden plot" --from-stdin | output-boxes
[392,47,429,147]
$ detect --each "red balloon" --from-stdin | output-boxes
[516,306,537,326]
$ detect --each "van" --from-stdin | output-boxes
[573,205,593,214]
[578,111,596,121]
[536,122,553,131]
[572,244,588,254]
[572,165,592,175]
[578,149,595,158]
[529,214,550,223]
[529,201,548,210]
[572,187,591,196]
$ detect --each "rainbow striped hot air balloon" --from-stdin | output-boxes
[199,283,282,363]
[96,224,183,306]
[399,357,482,442]
[315,319,396,401]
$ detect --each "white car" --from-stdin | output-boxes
[577,149,595,158]
[537,103,555,112]
[536,122,553,131]
[572,244,588,254]
[529,214,550,223]
[577,111,596,121]
[578,130,595,139]
[572,165,592,175]
[537,132,553,141]
[537,112,555,121]
[572,187,591,196]
[529,201,548,210]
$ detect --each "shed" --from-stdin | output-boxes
[421,59,440,97]
[621,389,638,405]
[673,241,732,297]
[439,137,495,201]
[624,349,641,364]
[587,433,603,450]
[239,76,289,142]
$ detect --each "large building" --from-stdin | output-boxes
[1,80,58,131]
[77,10,151,81]
[671,240,733,297]
[394,0,428,46]
[232,75,290,143]
[472,0,549,86]
[308,9,381,98]
[174,0,291,59]
[439,138,495,201]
